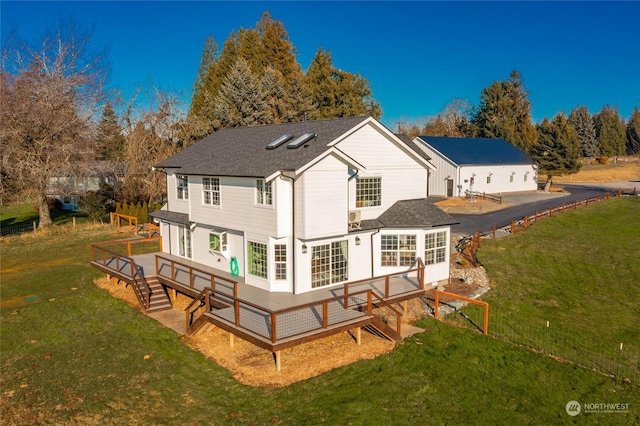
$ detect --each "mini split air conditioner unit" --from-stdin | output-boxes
[348,210,361,231]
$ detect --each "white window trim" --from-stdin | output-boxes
[209,230,228,255]
[356,176,382,208]
[424,230,447,265]
[202,177,221,206]
[255,179,273,206]
[177,174,189,200]
[274,243,287,280]
[381,233,417,267]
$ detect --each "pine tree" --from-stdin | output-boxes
[594,105,626,157]
[473,70,537,151]
[212,58,272,128]
[97,101,126,161]
[530,113,581,180]
[568,106,596,157]
[625,106,640,155]
[189,35,219,119]
[304,49,381,120]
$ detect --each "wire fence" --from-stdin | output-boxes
[0,221,40,236]
[444,305,639,385]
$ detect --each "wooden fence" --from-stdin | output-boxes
[457,188,637,266]
[465,190,502,204]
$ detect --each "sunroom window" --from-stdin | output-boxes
[311,241,348,288]
[425,231,447,265]
[381,234,416,267]
[247,241,268,278]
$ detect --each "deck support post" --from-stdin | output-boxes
[402,300,408,314]
[229,332,234,348]
[275,351,281,371]
[356,327,361,345]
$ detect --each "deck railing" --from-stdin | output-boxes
[342,257,425,300]
[91,236,162,257]
[208,287,377,344]
[154,254,239,297]
[91,243,151,310]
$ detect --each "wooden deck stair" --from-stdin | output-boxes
[366,316,404,342]
[140,278,172,313]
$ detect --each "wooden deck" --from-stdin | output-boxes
[91,241,427,357]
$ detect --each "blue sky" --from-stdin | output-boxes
[2,1,638,130]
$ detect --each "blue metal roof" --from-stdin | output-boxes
[416,136,535,166]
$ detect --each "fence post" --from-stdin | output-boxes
[33,221,37,233]
[617,343,623,379]
[544,320,549,354]
[492,224,496,238]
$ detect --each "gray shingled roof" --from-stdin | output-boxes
[155,116,371,177]
[417,136,535,166]
[360,198,458,231]
[395,134,432,162]
[149,210,190,225]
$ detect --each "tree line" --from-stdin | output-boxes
[400,70,639,181]
[1,14,638,228]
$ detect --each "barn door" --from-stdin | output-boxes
[446,179,454,197]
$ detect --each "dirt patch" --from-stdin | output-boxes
[95,277,397,387]
[434,197,511,214]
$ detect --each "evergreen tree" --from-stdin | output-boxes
[625,106,640,155]
[212,58,272,128]
[568,106,596,157]
[97,101,126,161]
[473,70,537,151]
[530,113,581,181]
[190,35,219,119]
[304,49,381,120]
[594,105,626,157]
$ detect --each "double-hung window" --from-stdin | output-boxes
[177,175,188,200]
[356,177,381,207]
[256,179,272,205]
[274,244,287,280]
[381,234,416,267]
[203,177,220,205]
[425,231,447,265]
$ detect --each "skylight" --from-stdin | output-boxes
[266,133,294,150]
[287,132,316,149]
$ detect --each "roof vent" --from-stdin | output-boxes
[287,132,316,149]
[266,134,294,150]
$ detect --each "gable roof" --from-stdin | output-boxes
[156,116,374,178]
[415,136,535,166]
[395,133,431,162]
[360,198,458,230]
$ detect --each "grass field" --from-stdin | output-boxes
[1,201,639,424]
[554,156,640,183]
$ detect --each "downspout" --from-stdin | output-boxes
[280,172,296,294]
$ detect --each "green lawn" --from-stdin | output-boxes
[1,202,639,424]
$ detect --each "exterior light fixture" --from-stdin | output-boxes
[355,236,361,246]
[302,244,307,254]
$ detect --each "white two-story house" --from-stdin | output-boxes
[151,116,457,295]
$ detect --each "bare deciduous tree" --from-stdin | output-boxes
[0,21,106,227]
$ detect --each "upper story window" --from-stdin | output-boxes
[425,231,447,265]
[203,177,220,205]
[256,179,272,205]
[177,175,188,200]
[356,177,381,207]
